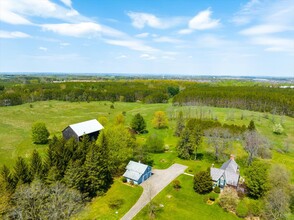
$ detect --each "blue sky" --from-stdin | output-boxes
[0,0,293,76]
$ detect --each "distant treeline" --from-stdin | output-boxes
[0,81,180,105]
[0,80,293,117]
[173,86,294,117]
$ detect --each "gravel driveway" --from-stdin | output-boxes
[121,163,187,220]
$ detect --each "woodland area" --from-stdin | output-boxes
[0,78,293,116]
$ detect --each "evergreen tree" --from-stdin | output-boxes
[31,122,50,144]
[1,165,15,192]
[248,120,256,131]
[30,150,43,180]
[131,113,147,134]
[176,129,194,159]
[45,166,62,184]
[174,111,185,137]
[84,132,112,197]
[193,171,212,194]
[64,160,87,193]
[13,157,31,185]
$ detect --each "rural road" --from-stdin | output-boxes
[121,163,187,220]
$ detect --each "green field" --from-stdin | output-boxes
[134,174,240,220]
[1,100,293,173]
[0,100,293,219]
[75,178,143,220]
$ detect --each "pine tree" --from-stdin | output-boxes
[13,157,31,185]
[131,113,147,134]
[193,171,212,194]
[30,150,43,180]
[248,120,256,131]
[174,111,185,137]
[64,160,87,193]
[176,129,194,159]
[1,165,15,192]
[84,132,112,197]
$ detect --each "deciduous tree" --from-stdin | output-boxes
[31,122,50,144]
[152,111,168,129]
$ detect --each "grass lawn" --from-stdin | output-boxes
[74,179,143,220]
[134,174,240,220]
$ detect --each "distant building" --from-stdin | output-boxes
[123,161,152,185]
[210,155,240,188]
[62,119,104,141]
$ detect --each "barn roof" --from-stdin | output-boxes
[68,119,104,137]
[123,161,149,182]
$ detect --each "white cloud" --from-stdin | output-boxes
[0,30,30,38]
[140,54,156,60]
[135,32,150,38]
[179,9,220,34]
[154,36,182,44]
[39,47,48,51]
[0,0,81,25]
[232,0,262,25]
[60,0,72,8]
[251,36,294,52]
[116,55,127,59]
[127,12,184,29]
[60,42,70,46]
[240,24,292,35]
[105,39,158,52]
[189,9,220,30]
[42,22,101,37]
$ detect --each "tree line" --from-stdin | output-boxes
[173,85,294,117]
[0,80,180,106]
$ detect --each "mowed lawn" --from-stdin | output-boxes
[74,179,143,220]
[134,174,240,220]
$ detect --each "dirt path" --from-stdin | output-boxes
[121,163,187,220]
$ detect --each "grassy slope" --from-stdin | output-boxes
[0,101,293,175]
[134,174,240,220]
[0,101,293,219]
[74,179,143,220]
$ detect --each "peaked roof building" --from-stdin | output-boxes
[62,119,104,141]
[210,155,240,188]
[123,161,152,185]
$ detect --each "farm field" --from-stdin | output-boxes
[0,100,293,174]
[0,100,293,219]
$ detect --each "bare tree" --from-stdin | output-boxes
[243,131,271,165]
[205,128,232,161]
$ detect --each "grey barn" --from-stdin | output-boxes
[62,119,104,141]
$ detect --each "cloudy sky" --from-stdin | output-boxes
[0,0,293,76]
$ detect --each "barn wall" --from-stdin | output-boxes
[62,127,78,141]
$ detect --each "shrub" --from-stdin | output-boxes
[108,198,124,210]
[145,133,164,153]
[236,200,249,218]
[273,123,284,134]
[121,177,127,183]
[213,186,220,194]
[219,187,239,212]
[110,104,114,109]
[209,193,218,201]
[130,180,134,186]
[247,198,263,216]
[172,180,181,190]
